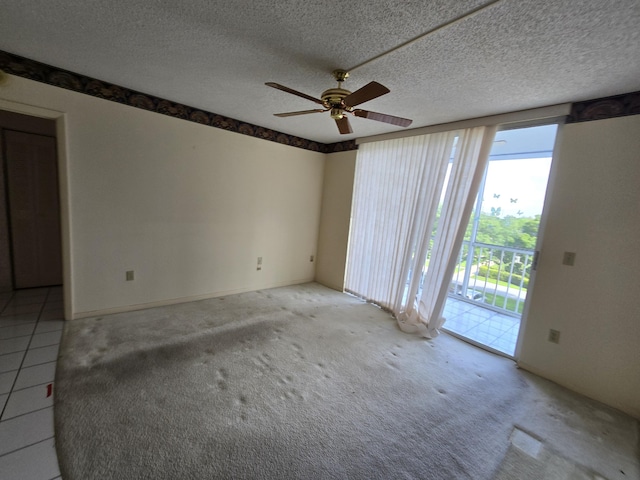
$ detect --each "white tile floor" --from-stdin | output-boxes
[443,296,520,356]
[0,286,63,480]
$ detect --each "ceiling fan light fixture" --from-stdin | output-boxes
[330,108,345,120]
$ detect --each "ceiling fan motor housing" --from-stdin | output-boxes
[321,88,351,108]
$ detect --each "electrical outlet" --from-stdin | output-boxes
[126,270,134,281]
[548,329,560,344]
[257,257,262,271]
[562,251,576,266]
[310,255,314,262]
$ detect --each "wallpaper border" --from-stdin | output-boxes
[3,50,639,147]
[567,90,640,124]
[0,50,357,154]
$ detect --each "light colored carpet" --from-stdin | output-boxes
[55,283,639,479]
[495,427,609,480]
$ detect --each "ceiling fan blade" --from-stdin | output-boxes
[335,116,353,134]
[265,82,325,106]
[274,109,327,117]
[343,81,390,107]
[353,109,413,127]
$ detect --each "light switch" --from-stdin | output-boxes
[548,329,560,344]
[562,252,576,266]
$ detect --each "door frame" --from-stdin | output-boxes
[0,99,72,320]
[513,123,565,360]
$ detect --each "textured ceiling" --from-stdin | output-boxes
[1,0,639,143]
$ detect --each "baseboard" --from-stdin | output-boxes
[71,278,313,320]
[516,360,640,420]
[314,278,344,293]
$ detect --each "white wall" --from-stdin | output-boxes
[518,115,640,419]
[0,75,325,317]
[315,150,357,291]
[4,73,638,417]
[313,115,640,419]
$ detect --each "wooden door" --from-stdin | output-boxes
[4,130,62,288]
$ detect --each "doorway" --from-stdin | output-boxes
[0,110,62,292]
[442,124,558,356]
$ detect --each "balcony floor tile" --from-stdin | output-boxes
[443,297,520,356]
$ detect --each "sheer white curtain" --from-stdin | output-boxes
[346,125,497,337]
[345,132,456,310]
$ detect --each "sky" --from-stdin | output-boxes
[481,157,552,218]
[439,124,557,218]
[478,124,557,218]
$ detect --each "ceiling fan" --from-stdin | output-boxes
[266,70,412,134]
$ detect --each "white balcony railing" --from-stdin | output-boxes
[448,241,535,317]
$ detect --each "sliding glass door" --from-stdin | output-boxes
[442,124,558,356]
